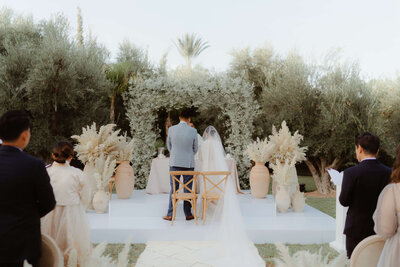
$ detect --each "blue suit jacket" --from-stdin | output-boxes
[0,146,56,263]
[167,122,198,168]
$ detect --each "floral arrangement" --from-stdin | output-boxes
[268,121,307,164]
[274,242,347,267]
[72,123,123,164]
[93,153,116,191]
[269,157,297,186]
[118,134,135,162]
[245,137,274,163]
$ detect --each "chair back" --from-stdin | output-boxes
[170,171,200,196]
[350,234,385,267]
[40,234,64,267]
[201,171,231,196]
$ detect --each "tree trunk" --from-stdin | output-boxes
[305,157,343,195]
[110,94,115,123]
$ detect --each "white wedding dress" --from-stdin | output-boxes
[198,126,264,267]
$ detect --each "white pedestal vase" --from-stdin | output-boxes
[249,162,270,198]
[115,161,135,199]
[93,190,109,214]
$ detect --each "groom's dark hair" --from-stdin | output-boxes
[0,110,30,142]
[179,108,192,119]
[355,132,380,155]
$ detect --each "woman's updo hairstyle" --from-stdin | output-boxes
[52,141,74,163]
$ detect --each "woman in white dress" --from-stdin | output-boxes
[199,126,264,267]
[373,145,400,267]
[41,141,91,265]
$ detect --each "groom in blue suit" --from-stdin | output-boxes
[163,109,198,221]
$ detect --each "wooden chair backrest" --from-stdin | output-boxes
[201,171,231,196]
[170,171,200,195]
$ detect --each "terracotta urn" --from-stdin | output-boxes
[114,161,135,199]
[275,185,291,213]
[93,190,109,213]
[249,162,270,198]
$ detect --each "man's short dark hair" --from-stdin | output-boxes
[0,110,30,142]
[355,132,380,155]
[179,108,192,119]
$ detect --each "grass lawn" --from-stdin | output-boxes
[103,176,339,264]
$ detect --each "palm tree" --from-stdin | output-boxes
[174,33,210,70]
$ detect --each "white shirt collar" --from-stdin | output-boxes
[179,121,188,125]
[361,157,376,162]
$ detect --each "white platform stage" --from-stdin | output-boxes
[87,190,335,244]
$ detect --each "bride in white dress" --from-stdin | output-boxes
[199,126,264,267]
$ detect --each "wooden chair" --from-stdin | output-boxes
[200,171,231,224]
[170,171,200,225]
[350,234,385,267]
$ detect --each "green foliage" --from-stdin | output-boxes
[174,33,209,69]
[0,9,111,158]
[124,73,258,189]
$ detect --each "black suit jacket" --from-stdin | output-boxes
[339,159,391,240]
[0,146,56,263]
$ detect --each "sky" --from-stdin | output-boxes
[2,0,400,79]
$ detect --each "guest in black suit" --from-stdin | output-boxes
[0,110,56,267]
[339,132,391,258]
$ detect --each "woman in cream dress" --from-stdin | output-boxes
[373,145,400,267]
[41,141,91,265]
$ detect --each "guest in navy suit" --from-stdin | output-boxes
[0,110,56,267]
[339,132,391,258]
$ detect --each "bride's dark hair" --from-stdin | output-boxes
[52,141,74,163]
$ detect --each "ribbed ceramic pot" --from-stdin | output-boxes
[115,161,135,199]
[93,190,109,214]
[249,162,270,198]
[83,162,96,209]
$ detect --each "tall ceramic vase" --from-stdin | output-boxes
[114,161,135,199]
[93,190,109,213]
[249,162,270,198]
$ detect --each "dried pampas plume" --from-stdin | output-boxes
[118,134,134,162]
[274,242,348,267]
[269,121,307,164]
[72,123,124,164]
[93,154,116,191]
[245,137,275,163]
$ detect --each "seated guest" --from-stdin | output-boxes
[0,110,56,267]
[41,141,91,265]
[339,132,391,258]
[373,145,400,267]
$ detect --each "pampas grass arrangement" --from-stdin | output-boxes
[118,134,134,162]
[268,121,307,164]
[270,157,297,186]
[274,242,348,267]
[93,153,117,191]
[245,137,274,163]
[72,123,124,164]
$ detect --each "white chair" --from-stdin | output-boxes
[350,234,385,267]
[39,234,64,267]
